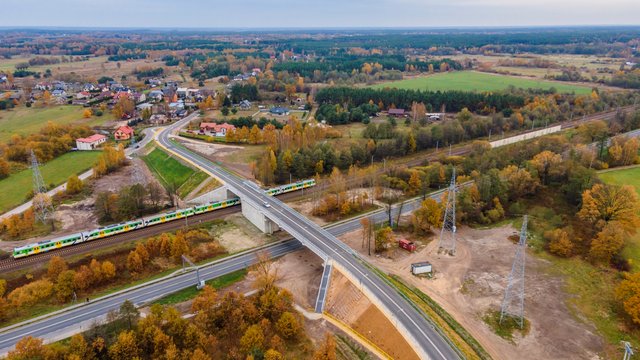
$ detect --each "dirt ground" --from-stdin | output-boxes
[274,249,324,309]
[325,270,420,360]
[177,137,255,180]
[216,213,275,253]
[338,223,604,360]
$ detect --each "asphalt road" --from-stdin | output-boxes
[158,115,459,360]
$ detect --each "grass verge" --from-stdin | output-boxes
[142,147,209,197]
[482,310,530,343]
[153,269,247,305]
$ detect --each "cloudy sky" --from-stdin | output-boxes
[3,0,640,28]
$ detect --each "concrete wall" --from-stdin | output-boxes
[187,186,230,205]
[490,125,562,148]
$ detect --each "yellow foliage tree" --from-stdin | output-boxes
[615,272,640,325]
[578,183,640,234]
[66,174,83,195]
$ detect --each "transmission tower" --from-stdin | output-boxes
[31,150,53,224]
[438,167,457,255]
[500,215,528,328]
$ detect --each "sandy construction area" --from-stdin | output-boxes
[338,224,604,360]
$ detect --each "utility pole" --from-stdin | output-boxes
[31,150,54,226]
[500,215,528,328]
[182,255,203,289]
[437,167,457,255]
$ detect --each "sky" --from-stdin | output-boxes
[3,0,640,28]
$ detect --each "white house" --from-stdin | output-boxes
[75,134,107,150]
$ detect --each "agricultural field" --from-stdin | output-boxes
[0,105,115,143]
[0,151,101,213]
[370,71,593,94]
[142,147,209,198]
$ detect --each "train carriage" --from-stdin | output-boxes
[13,233,83,258]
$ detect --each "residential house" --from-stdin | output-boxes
[200,122,236,137]
[148,78,163,87]
[269,107,290,116]
[0,75,7,84]
[176,87,188,99]
[132,92,146,104]
[76,91,91,100]
[75,134,107,150]
[52,89,67,98]
[148,90,164,102]
[239,100,252,110]
[83,83,98,92]
[35,82,52,91]
[136,103,153,112]
[114,125,134,140]
[149,114,168,125]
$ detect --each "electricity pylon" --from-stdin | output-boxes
[500,215,528,328]
[31,150,54,224]
[438,167,457,255]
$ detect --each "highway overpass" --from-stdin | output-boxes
[157,115,460,360]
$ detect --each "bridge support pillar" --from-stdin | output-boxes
[240,200,280,234]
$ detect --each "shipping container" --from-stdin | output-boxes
[399,239,417,252]
[411,262,432,275]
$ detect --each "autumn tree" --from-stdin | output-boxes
[6,336,51,360]
[500,165,539,200]
[119,300,140,330]
[530,150,563,185]
[545,228,574,257]
[112,97,135,119]
[578,183,640,234]
[275,312,300,339]
[240,324,265,354]
[313,334,337,360]
[264,349,285,360]
[7,279,54,308]
[589,222,626,263]
[66,174,83,195]
[127,251,144,274]
[0,157,9,179]
[615,272,640,325]
[55,270,77,303]
[108,330,140,360]
[375,226,394,252]
[47,256,68,281]
[83,108,92,118]
[412,198,443,234]
[407,170,422,196]
[252,251,279,292]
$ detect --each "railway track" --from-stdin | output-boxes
[0,206,240,273]
[0,188,314,273]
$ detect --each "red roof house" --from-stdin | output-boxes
[114,125,134,140]
[75,134,107,150]
[199,122,236,137]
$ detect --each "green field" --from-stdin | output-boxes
[0,106,115,143]
[0,151,101,213]
[142,148,209,198]
[370,71,592,94]
[599,166,640,270]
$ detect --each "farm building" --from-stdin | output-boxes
[76,134,107,150]
[114,125,134,140]
[388,108,406,117]
[200,122,236,137]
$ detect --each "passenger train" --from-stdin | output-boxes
[12,179,316,259]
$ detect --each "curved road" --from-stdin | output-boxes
[158,115,459,360]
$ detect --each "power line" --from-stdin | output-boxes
[437,167,456,255]
[500,215,528,328]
